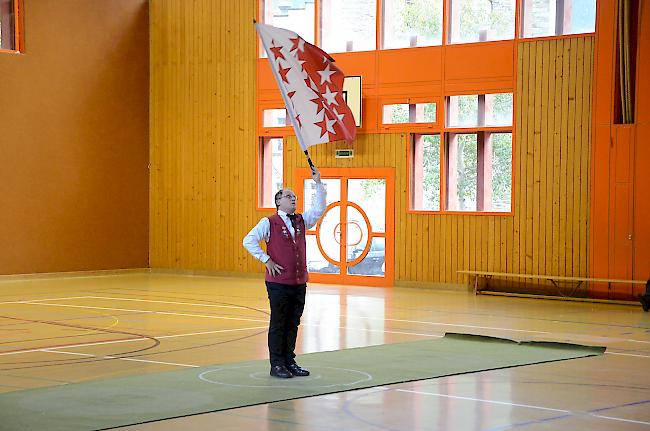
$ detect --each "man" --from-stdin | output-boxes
[243,168,326,378]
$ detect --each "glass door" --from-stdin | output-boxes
[297,168,394,287]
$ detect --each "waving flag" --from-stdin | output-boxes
[255,23,357,150]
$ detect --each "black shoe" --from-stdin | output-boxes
[270,365,293,378]
[641,294,650,312]
[286,363,310,377]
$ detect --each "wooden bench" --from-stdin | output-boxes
[457,270,649,310]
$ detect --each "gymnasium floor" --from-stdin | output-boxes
[1,272,649,430]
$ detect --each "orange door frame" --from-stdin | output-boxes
[295,167,395,287]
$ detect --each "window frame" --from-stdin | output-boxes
[381,0,444,50]
[443,90,514,215]
[257,0,596,58]
[407,133,444,214]
[407,92,515,215]
[447,0,517,46]
[380,96,441,132]
[319,0,379,53]
[258,102,293,136]
[519,0,597,40]
[0,0,23,54]
[445,130,513,214]
[257,136,286,211]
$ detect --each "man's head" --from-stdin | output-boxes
[275,189,297,213]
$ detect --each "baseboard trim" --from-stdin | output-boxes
[0,268,150,281]
[478,290,639,306]
[150,268,264,279]
[394,280,471,292]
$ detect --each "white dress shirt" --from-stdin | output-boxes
[243,183,327,263]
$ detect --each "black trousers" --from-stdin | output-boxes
[265,281,306,367]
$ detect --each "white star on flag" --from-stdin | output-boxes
[318,64,336,85]
[255,23,357,150]
[322,85,339,106]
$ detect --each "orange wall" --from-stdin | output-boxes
[635,1,650,290]
[258,41,514,135]
[591,0,650,299]
[0,0,149,274]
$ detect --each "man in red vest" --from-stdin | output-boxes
[243,168,326,378]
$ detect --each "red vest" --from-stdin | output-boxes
[265,213,308,285]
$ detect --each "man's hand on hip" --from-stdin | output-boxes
[265,259,284,276]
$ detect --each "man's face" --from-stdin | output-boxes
[277,189,297,213]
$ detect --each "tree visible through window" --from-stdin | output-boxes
[383,102,436,124]
[521,0,596,38]
[491,133,512,211]
[383,0,443,49]
[448,133,478,211]
[449,0,516,44]
[412,134,441,211]
[321,0,376,52]
[445,93,513,212]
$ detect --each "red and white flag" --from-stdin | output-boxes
[255,23,357,150]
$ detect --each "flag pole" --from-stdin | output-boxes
[303,150,316,174]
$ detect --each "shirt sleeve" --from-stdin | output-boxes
[302,182,327,230]
[242,217,271,263]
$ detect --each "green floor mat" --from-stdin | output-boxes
[0,333,605,431]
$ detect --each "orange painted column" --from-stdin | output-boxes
[632,1,650,295]
[591,0,649,300]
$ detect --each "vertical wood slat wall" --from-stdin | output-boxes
[150,0,261,272]
[150,0,594,286]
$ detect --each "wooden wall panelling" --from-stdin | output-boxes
[581,38,593,280]
[152,1,593,289]
[532,41,543,278]
[544,40,556,284]
[538,40,550,278]
[551,40,563,277]
[523,43,533,278]
[150,0,258,271]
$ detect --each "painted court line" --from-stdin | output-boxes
[84,296,256,311]
[41,349,94,357]
[40,349,202,369]
[11,302,270,323]
[395,389,650,426]
[104,356,199,368]
[0,326,267,356]
[395,389,571,413]
[348,315,553,335]
[0,337,146,355]
[6,298,649,353]
[9,301,539,337]
[605,351,650,359]
[0,296,92,305]
[590,414,650,426]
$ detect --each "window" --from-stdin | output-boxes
[445,93,512,212]
[446,132,512,212]
[383,102,436,124]
[382,0,443,49]
[263,109,289,127]
[321,0,376,52]
[261,0,315,42]
[0,0,19,51]
[447,93,513,128]
[490,132,513,211]
[447,133,478,211]
[411,134,441,211]
[448,0,515,44]
[521,0,596,38]
[259,137,284,208]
